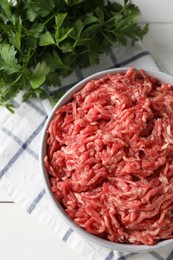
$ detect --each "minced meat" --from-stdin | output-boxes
[44,67,173,245]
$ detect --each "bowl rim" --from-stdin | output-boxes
[40,67,173,252]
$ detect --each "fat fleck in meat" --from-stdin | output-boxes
[45,67,173,245]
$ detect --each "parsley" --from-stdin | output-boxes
[0,0,148,109]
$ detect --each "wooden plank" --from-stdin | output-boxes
[0,189,13,202]
[132,0,173,23]
[142,23,173,76]
[0,203,86,260]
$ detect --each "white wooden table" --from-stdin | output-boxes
[0,1,173,259]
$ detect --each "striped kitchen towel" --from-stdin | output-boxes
[1,41,173,260]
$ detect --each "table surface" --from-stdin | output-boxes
[0,1,173,259]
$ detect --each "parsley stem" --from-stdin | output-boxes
[101,31,115,45]
[9,73,22,86]
[34,5,66,35]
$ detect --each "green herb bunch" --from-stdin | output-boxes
[0,0,148,110]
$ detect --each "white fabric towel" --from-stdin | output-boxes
[1,41,173,260]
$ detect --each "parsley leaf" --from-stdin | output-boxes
[26,0,55,21]
[39,31,55,46]
[29,61,50,89]
[0,44,21,74]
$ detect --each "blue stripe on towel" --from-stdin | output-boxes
[11,99,20,108]
[149,251,165,260]
[166,250,173,260]
[26,100,47,117]
[75,65,84,81]
[0,146,26,179]
[114,51,150,68]
[62,228,74,242]
[0,117,47,179]
[1,127,38,160]
[118,257,126,260]
[118,253,138,260]
[105,250,114,260]
[109,47,119,66]
[27,189,46,214]
[126,253,138,259]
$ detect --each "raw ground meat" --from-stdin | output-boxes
[44,67,173,245]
